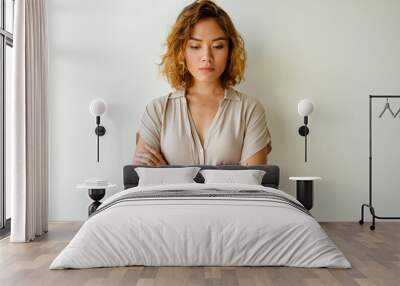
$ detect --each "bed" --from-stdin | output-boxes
[50,165,351,269]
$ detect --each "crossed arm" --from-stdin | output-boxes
[242,147,269,165]
[132,134,168,166]
[133,133,269,166]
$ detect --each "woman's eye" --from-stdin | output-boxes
[189,45,224,50]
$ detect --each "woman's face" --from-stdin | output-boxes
[184,18,229,86]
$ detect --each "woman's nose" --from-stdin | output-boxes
[201,47,213,63]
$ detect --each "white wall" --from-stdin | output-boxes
[47,0,400,221]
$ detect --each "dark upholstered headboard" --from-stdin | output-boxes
[123,165,280,189]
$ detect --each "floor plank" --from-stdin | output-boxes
[0,222,399,286]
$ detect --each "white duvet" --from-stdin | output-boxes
[50,183,351,269]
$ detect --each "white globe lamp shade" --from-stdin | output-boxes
[89,98,107,116]
[298,99,314,116]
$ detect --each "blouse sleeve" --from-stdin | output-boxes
[240,99,272,163]
[138,97,164,149]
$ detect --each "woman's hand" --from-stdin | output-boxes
[133,144,168,166]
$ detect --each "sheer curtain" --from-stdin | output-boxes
[9,0,48,242]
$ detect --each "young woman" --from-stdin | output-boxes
[133,0,271,166]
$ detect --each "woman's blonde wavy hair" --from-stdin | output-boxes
[160,0,246,90]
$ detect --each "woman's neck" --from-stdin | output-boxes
[187,80,224,98]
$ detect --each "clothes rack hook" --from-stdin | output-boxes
[378,97,395,118]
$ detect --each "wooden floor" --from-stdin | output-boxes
[0,222,399,286]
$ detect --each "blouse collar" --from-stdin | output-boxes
[170,87,240,101]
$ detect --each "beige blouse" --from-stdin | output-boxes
[138,87,272,165]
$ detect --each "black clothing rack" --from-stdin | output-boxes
[359,95,400,230]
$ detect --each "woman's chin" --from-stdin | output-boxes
[193,75,221,84]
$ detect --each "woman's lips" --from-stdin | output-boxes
[199,67,215,72]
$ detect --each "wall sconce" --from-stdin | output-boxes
[297,99,314,162]
[89,98,107,162]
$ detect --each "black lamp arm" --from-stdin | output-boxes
[94,116,106,162]
[304,116,308,125]
[298,116,310,162]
